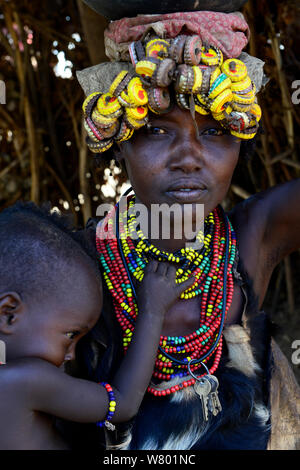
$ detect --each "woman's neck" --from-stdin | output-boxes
[148,235,191,253]
[134,196,202,253]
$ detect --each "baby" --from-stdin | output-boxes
[0,203,193,450]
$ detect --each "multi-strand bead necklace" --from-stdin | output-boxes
[96,195,237,397]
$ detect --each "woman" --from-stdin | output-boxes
[72,6,300,450]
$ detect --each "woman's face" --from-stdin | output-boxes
[118,105,241,219]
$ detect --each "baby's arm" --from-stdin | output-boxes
[14,261,193,424]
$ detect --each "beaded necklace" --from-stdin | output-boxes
[96,193,236,397]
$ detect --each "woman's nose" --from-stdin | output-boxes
[168,143,204,173]
[168,129,204,173]
[168,153,203,173]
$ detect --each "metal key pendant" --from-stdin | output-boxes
[193,378,211,421]
[207,391,217,416]
[206,375,222,417]
[205,375,217,416]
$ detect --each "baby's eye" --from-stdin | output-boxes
[202,128,225,136]
[65,331,80,340]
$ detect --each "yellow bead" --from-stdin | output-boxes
[82,92,101,114]
[109,70,129,96]
[136,60,157,78]
[126,105,148,120]
[209,66,221,87]
[97,93,122,116]
[221,59,248,82]
[146,38,169,59]
[250,103,262,122]
[127,77,148,106]
[230,75,252,93]
[192,65,203,94]
[230,128,257,140]
[201,47,223,66]
[209,75,231,100]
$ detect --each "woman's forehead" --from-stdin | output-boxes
[148,106,221,127]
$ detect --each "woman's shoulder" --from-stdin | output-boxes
[75,217,102,250]
[227,189,270,229]
[85,217,102,232]
[227,189,280,308]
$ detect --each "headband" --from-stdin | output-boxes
[77,11,265,155]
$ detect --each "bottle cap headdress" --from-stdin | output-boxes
[77,11,266,155]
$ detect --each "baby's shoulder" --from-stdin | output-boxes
[0,357,55,390]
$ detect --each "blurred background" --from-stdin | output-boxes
[0,0,299,381]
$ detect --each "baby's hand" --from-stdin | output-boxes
[137,260,195,316]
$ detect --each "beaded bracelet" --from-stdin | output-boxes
[96,382,116,431]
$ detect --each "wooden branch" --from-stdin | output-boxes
[59,89,81,151]
[0,26,15,58]
[79,117,92,224]
[21,13,85,46]
[259,102,276,187]
[270,148,293,165]
[281,158,300,171]
[44,161,77,222]
[24,95,39,203]
[231,184,252,200]
[3,3,25,98]
[266,17,298,171]
[0,159,19,180]
[0,106,16,128]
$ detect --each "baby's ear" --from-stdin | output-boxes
[0,292,23,334]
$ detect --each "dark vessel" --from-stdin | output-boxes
[83,1,248,20]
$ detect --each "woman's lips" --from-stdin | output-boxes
[165,188,207,202]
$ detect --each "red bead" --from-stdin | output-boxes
[97,200,236,397]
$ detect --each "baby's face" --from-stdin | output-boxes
[11,262,102,367]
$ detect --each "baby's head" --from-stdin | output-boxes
[0,202,102,367]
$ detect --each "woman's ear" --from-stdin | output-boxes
[114,143,128,174]
[0,292,24,334]
[114,142,123,165]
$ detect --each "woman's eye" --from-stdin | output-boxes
[146,125,166,135]
[65,331,80,340]
[202,128,225,136]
